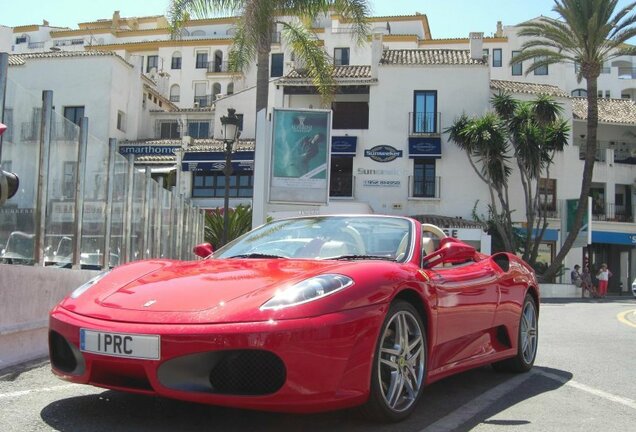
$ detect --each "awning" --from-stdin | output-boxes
[181,151,255,171]
[408,137,441,159]
[331,136,357,156]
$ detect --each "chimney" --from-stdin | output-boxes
[495,21,504,37]
[112,11,121,30]
[469,32,484,60]
[371,32,383,79]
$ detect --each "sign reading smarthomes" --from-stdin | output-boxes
[364,145,403,162]
[270,108,331,204]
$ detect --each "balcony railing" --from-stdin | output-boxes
[169,95,180,103]
[408,112,441,136]
[28,41,45,49]
[592,203,636,223]
[207,61,230,73]
[193,95,215,107]
[21,122,39,141]
[408,176,441,199]
[618,67,636,79]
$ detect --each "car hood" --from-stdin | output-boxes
[60,258,365,324]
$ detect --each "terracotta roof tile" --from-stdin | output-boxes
[572,97,636,124]
[490,80,568,98]
[381,49,486,65]
[284,65,371,79]
[8,50,131,66]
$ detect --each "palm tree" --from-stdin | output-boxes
[511,0,636,281]
[168,0,371,113]
[491,93,569,267]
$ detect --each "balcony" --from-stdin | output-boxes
[618,67,636,80]
[593,203,635,223]
[408,112,441,136]
[193,95,214,108]
[207,61,231,74]
[408,176,441,199]
[28,41,45,49]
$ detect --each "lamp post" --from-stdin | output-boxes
[220,108,240,245]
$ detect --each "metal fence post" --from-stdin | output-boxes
[169,187,177,258]
[154,178,163,257]
[102,138,117,269]
[122,153,135,263]
[0,52,8,160]
[182,200,191,259]
[34,90,53,266]
[175,193,184,259]
[143,167,152,259]
[71,117,89,269]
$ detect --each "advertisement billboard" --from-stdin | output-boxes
[270,108,331,204]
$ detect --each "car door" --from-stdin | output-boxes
[428,259,500,367]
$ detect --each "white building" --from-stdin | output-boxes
[3,11,636,293]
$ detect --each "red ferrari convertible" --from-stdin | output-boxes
[49,215,539,421]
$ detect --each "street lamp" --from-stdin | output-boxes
[220,108,240,245]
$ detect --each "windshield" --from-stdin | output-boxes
[213,216,413,262]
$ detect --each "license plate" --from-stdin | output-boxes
[80,329,160,360]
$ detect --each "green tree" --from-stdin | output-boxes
[169,0,371,113]
[447,93,569,273]
[510,0,636,280]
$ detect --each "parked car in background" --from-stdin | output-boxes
[631,277,636,297]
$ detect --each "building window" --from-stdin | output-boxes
[63,106,85,126]
[534,57,548,75]
[159,121,180,139]
[194,82,207,107]
[212,50,224,72]
[191,171,254,198]
[63,161,76,198]
[482,48,489,59]
[15,35,27,44]
[413,90,437,134]
[117,111,126,132]
[147,55,159,73]
[271,53,284,77]
[538,178,557,213]
[187,121,210,138]
[332,101,369,129]
[511,50,522,76]
[413,159,436,198]
[212,82,221,100]
[605,90,611,98]
[171,52,182,69]
[597,90,603,98]
[227,82,234,95]
[571,89,587,97]
[196,52,208,69]
[334,47,350,66]
[170,84,180,102]
[493,48,502,67]
[329,156,353,197]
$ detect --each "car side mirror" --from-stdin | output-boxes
[422,238,476,268]
[193,243,214,258]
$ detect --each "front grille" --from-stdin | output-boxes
[209,350,286,395]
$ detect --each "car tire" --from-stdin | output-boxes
[359,300,427,422]
[492,293,538,373]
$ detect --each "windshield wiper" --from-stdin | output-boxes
[327,255,396,261]
[228,253,287,259]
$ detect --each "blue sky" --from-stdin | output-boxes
[1,0,635,40]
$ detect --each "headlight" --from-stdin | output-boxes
[70,271,109,299]
[261,274,354,310]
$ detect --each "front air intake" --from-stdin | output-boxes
[209,350,286,395]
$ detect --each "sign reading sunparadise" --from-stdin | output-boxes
[364,145,403,163]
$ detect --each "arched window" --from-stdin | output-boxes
[170,84,180,103]
[571,89,587,97]
[227,82,234,95]
[212,82,222,100]
[191,30,206,37]
[213,50,224,72]
[171,51,182,69]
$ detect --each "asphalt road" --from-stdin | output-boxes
[1,297,635,432]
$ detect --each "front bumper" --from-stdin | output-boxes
[49,304,385,413]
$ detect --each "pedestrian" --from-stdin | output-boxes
[596,263,612,298]
[571,264,582,289]
[581,265,597,298]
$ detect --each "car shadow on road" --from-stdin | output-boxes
[40,365,571,432]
